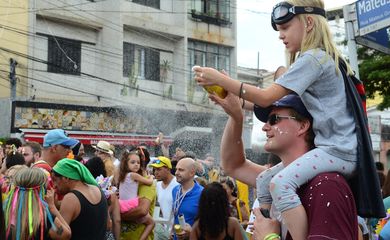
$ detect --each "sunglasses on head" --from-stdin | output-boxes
[271,2,326,31]
[267,114,296,126]
[151,159,166,167]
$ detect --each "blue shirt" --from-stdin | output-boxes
[172,181,203,239]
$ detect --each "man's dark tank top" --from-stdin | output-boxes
[69,189,108,240]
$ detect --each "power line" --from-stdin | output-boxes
[0,46,224,112]
[0,0,270,17]
[0,21,240,94]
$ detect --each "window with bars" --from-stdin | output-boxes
[188,40,231,81]
[47,36,81,75]
[123,42,160,81]
[190,0,230,25]
[132,0,160,9]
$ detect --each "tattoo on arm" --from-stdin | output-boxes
[56,226,63,235]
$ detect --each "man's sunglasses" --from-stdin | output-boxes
[271,2,326,31]
[151,159,167,167]
[267,114,296,126]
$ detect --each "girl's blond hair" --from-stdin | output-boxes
[287,0,354,75]
[4,168,50,240]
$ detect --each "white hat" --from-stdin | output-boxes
[92,141,113,155]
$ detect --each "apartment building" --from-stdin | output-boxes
[0,0,238,157]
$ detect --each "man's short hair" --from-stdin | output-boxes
[287,108,315,150]
[23,141,42,156]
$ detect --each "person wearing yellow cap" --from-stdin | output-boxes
[150,156,179,238]
[51,158,108,240]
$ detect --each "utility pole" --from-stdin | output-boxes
[9,58,17,101]
[257,51,260,75]
[343,4,360,79]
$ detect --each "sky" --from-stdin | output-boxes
[237,0,356,71]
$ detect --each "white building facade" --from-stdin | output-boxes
[1,0,238,158]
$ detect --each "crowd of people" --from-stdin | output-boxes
[0,0,388,239]
[0,130,255,240]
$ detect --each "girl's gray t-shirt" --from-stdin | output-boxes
[275,49,357,161]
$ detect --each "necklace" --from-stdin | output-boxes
[173,184,194,216]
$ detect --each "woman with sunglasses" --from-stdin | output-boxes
[118,148,155,240]
[193,1,359,239]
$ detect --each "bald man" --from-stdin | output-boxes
[172,158,204,240]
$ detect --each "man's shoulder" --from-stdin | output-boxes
[138,182,156,199]
[298,172,358,239]
[193,181,204,192]
[307,172,348,188]
[32,160,52,171]
[300,172,352,199]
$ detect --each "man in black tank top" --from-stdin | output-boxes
[52,159,108,240]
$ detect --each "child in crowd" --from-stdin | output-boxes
[118,148,155,240]
[193,1,357,239]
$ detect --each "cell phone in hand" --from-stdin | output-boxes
[260,208,270,218]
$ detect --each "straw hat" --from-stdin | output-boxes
[92,141,113,155]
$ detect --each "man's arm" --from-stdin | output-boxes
[220,114,266,187]
[59,193,79,225]
[210,92,265,187]
[121,197,151,221]
[110,194,121,240]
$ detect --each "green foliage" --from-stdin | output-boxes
[121,65,138,96]
[160,60,171,82]
[357,47,390,109]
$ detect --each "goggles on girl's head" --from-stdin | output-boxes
[271,2,326,31]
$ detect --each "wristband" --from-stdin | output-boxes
[239,82,246,98]
[264,233,280,240]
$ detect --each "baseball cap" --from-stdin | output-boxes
[254,94,312,123]
[150,156,172,169]
[43,129,79,148]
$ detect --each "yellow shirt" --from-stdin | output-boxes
[236,180,250,212]
[120,183,156,240]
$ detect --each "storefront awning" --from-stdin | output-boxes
[170,126,212,140]
[20,129,173,146]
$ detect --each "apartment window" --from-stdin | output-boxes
[188,40,231,79]
[47,36,81,75]
[191,0,230,25]
[123,42,160,81]
[133,0,160,9]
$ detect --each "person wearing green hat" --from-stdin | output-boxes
[51,158,108,240]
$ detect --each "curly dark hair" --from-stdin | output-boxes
[220,178,237,197]
[84,157,107,178]
[118,148,144,183]
[5,152,25,169]
[197,182,230,238]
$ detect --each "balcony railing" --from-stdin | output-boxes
[190,9,231,26]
